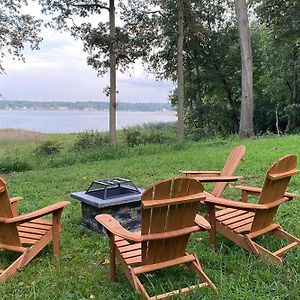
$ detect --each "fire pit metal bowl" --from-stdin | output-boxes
[71,177,143,233]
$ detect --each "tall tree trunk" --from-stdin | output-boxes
[234,0,254,138]
[177,0,184,142]
[109,0,117,145]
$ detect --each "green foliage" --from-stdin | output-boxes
[37,0,156,75]
[0,156,32,173]
[122,127,173,147]
[122,128,143,146]
[34,140,62,155]
[73,131,109,150]
[0,0,42,73]
[123,0,299,136]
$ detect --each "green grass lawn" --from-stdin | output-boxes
[1,134,300,299]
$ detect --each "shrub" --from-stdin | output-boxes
[0,156,32,173]
[34,140,62,155]
[73,131,109,150]
[123,128,143,146]
[123,128,173,146]
[144,130,172,144]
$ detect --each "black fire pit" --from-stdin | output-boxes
[71,177,143,233]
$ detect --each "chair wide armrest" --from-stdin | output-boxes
[192,175,242,183]
[180,170,221,176]
[235,185,299,200]
[96,214,142,242]
[6,201,71,224]
[195,214,211,230]
[235,185,262,196]
[204,196,289,212]
[204,198,268,212]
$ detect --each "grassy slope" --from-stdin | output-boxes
[1,135,300,299]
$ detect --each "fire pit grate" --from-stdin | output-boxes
[71,177,143,233]
[85,177,140,200]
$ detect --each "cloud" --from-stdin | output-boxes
[1,4,175,103]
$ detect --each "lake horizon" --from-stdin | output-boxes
[0,109,177,134]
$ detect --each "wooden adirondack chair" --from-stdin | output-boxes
[96,177,217,299]
[0,177,70,281]
[181,145,246,198]
[203,155,300,265]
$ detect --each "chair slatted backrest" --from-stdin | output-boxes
[141,177,204,265]
[0,178,21,247]
[251,155,299,232]
[211,145,246,197]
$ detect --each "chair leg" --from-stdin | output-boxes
[19,232,53,269]
[52,209,63,256]
[0,253,26,281]
[108,233,116,282]
[132,272,151,300]
[205,203,217,248]
[250,240,283,266]
[187,255,217,293]
[0,232,52,281]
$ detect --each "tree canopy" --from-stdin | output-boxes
[0,0,42,73]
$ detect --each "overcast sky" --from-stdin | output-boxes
[1,3,174,103]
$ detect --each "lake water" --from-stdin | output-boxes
[0,110,177,133]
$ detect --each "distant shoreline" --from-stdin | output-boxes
[0,100,173,112]
[0,108,173,113]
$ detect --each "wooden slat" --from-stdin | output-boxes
[142,193,205,209]
[125,255,141,265]
[133,255,195,275]
[118,243,141,253]
[211,145,245,197]
[122,249,141,259]
[0,243,27,252]
[150,283,209,300]
[17,226,47,235]
[20,237,37,245]
[273,242,299,257]
[222,212,254,226]
[19,222,51,231]
[30,219,52,226]
[0,179,21,247]
[247,224,280,239]
[234,223,252,234]
[217,209,249,222]
[115,240,130,247]
[114,235,123,242]
[215,208,237,217]
[229,217,254,231]
[144,180,171,264]
[18,232,42,240]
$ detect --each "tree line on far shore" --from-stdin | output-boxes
[0,100,173,112]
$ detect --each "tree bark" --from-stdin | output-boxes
[177,0,185,142]
[234,0,254,138]
[109,0,117,145]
